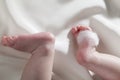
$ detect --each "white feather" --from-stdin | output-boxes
[77,30,99,47]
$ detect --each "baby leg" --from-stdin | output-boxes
[1,32,55,80]
[71,26,120,80]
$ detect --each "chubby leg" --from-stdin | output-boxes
[71,26,120,80]
[1,32,55,80]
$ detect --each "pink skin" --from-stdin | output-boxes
[71,26,92,37]
[1,26,120,80]
[1,32,55,80]
[71,26,94,64]
[71,26,120,80]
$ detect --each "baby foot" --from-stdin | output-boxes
[71,26,99,65]
[1,32,55,55]
[71,26,92,37]
[71,26,99,48]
